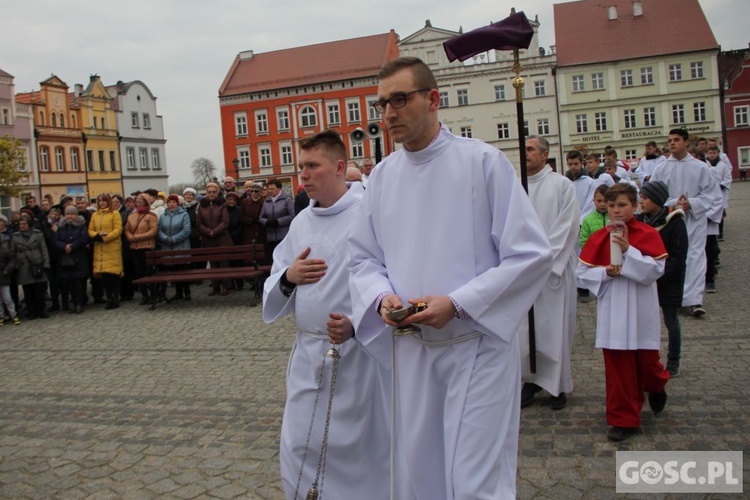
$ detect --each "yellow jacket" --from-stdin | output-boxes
[88,209,123,276]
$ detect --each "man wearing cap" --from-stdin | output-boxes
[638,181,687,377]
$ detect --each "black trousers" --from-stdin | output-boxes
[705,235,720,283]
[132,249,157,299]
[23,282,47,318]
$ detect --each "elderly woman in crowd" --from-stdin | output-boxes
[11,214,50,319]
[240,182,266,246]
[88,193,123,310]
[157,194,192,301]
[0,215,20,325]
[40,206,62,312]
[196,182,232,296]
[55,206,90,314]
[259,179,294,262]
[125,194,159,309]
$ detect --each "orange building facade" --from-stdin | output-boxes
[218,32,399,192]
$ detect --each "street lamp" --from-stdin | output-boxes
[232,157,239,171]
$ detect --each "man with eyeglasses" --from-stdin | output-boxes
[348,56,552,499]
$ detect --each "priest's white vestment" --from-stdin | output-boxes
[263,183,390,500]
[348,125,552,500]
[519,166,580,396]
[651,155,723,306]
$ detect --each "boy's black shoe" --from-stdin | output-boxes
[520,383,542,408]
[648,390,667,414]
[705,282,717,294]
[666,361,679,378]
[607,426,638,441]
[550,392,567,410]
[691,305,706,317]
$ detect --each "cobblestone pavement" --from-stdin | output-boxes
[0,183,748,499]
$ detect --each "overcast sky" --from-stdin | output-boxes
[3,0,747,186]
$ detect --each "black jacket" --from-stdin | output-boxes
[638,208,687,306]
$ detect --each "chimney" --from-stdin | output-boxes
[633,1,643,16]
[549,44,556,55]
[608,5,618,20]
[239,50,254,61]
[74,84,83,96]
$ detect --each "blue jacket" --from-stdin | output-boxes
[54,216,90,279]
[158,206,192,252]
[259,191,295,242]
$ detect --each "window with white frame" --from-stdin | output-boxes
[259,145,272,168]
[739,147,750,166]
[255,110,268,134]
[17,147,28,171]
[575,114,588,133]
[537,119,550,135]
[693,102,706,122]
[592,73,604,90]
[235,113,248,136]
[595,112,607,131]
[71,148,80,171]
[347,101,361,124]
[672,104,685,124]
[460,126,472,138]
[131,112,139,128]
[139,148,149,169]
[734,105,748,126]
[494,84,506,101]
[641,67,653,85]
[327,103,340,125]
[55,147,65,171]
[620,69,633,87]
[142,113,150,129]
[457,89,469,106]
[277,108,290,131]
[351,142,363,159]
[300,106,317,128]
[534,81,546,97]
[644,107,657,127]
[669,64,682,82]
[126,147,136,169]
[690,61,704,79]
[367,99,380,121]
[40,147,49,171]
[572,75,585,92]
[238,148,250,169]
[497,123,510,139]
[625,149,637,160]
[523,121,529,137]
[624,109,636,129]
[280,144,293,165]
[151,149,160,169]
[439,91,449,107]
[2,108,10,125]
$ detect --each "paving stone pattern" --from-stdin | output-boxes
[1,183,749,499]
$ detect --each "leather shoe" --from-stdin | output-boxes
[220,289,230,296]
[521,383,542,408]
[550,392,567,410]
[648,390,667,413]
[607,426,638,441]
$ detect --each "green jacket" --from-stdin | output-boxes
[580,210,608,248]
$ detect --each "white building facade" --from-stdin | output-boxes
[109,80,168,194]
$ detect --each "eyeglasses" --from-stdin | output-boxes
[250,190,260,193]
[372,89,431,114]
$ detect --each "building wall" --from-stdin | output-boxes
[557,50,721,163]
[398,22,562,171]
[112,81,169,194]
[220,79,391,189]
[78,77,123,197]
[724,56,750,177]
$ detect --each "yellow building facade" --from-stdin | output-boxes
[75,75,123,198]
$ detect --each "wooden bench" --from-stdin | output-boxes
[132,243,271,306]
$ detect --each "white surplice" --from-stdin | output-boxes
[519,166,580,396]
[636,155,666,182]
[263,183,390,500]
[650,155,722,306]
[571,173,596,223]
[577,246,665,349]
[348,124,552,500]
[707,159,732,211]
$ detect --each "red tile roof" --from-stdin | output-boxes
[15,91,42,104]
[554,0,719,67]
[219,31,398,97]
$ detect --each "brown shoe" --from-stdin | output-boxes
[208,288,218,296]
[220,289,230,296]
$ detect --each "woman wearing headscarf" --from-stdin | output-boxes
[125,194,159,309]
[88,193,123,310]
[55,206,90,314]
[157,194,192,301]
[11,214,50,319]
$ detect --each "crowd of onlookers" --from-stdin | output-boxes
[0,174,310,321]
